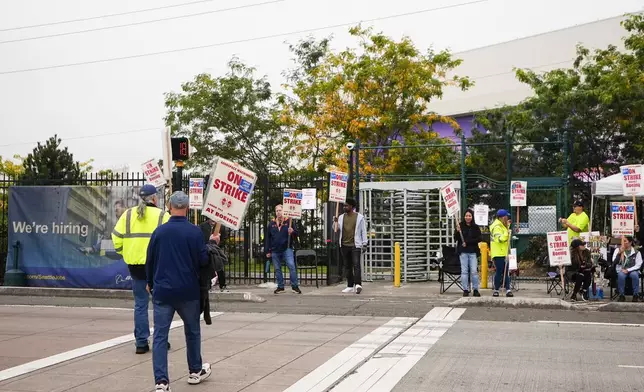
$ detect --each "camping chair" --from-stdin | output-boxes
[438,245,463,294]
[295,249,319,288]
[546,267,569,296]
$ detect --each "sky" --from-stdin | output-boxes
[0,0,642,172]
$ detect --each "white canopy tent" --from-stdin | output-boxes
[590,172,644,232]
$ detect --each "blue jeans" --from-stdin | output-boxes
[493,257,510,291]
[459,253,479,291]
[132,278,150,347]
[153,299,202,384]
[618,270,640,295]
[272,249,298,288]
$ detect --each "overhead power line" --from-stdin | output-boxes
[0,0,285,45]
[0,0,249,32]
[0,0,489,75]
[0,127,160,147]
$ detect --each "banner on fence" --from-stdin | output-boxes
[510,181,527,207]
[283,189,303,219]
[547,231,571,267]
[5,185,168,289]
[611,201,635,236]
[302,188,316,210]
[620,164,644,196]
[202,157,257,231]
[189,178,204,210]
[440,182,459,217]
[473,204,489,226]
[329,170,348,203]
[141,159,166,188]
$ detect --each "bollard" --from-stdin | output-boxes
[479,242,488,289]
[394,242,401,287]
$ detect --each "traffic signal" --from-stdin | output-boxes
[170,137,190,161]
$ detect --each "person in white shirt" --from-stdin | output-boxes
[336,198,368,294]
[612,235,643,302]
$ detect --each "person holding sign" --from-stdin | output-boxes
[454,209,482,297]
[612,236,642,302]
[337,198,368,294]
[266,205,302,294]
[559,200,589,243]
[490,209,513,297]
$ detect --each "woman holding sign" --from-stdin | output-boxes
[454,209,482,297]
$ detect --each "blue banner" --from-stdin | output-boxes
[5,185,164,289]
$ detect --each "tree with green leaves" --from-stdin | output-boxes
[165,58,292,175]
[279,26,472,175]
[21,135,82,184]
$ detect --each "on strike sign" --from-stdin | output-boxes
[611,201,635,236]
[620,164,644,196]
[510,181,527,207]
[141,159,166,188]
[440,182,460,217]
[329,170,348,203]
[547,231,571,267]
[283,189,303,219]
[202,158,257,231]
[189,178,204,210]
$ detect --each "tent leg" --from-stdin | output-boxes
[590,194,595,232]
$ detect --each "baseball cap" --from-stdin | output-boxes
[497,209,511,218]
[573,200,584,207]
[139,184,157,197]
[570,239,586,248]
[169,191,189,209]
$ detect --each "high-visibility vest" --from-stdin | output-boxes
[489,218,509,258]
[111,206,170,265]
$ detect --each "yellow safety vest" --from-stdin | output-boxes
[111,206,170,265]
[489,218,509,258]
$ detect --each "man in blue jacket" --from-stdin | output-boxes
[265,204,302,295]
[146,191,211,392]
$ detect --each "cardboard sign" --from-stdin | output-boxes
[189,178,204,210]
[620,164,644,196]
[508,248,518,271]
[473,204,489,226]
[329,171,348,203]
[202,158,257,231]
[302,188,316,210]
[440,182,460,217]
[547,231,571,267]
[141,159,166,188]
[510,181,527,207]
[611,201,635,236]
[283,189,303,219]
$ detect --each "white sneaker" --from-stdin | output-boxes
[155,383,171,391]
[342,287,354,293]
[188,363,212,385]
[355,284,362,294]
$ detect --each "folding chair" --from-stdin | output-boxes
[546,268,569,296]
[295,249,319,288]
[438,245,463,294]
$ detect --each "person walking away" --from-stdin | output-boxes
[265,204,302,294]
[568,239,594,301]
[455,209,482,297]
[559,200,589,244]
[612,236,642,302]
[337,197,368,294]
[200,217,228,291]
[146,191,212,391]
[490,209,513,297]
[111,184,170,354]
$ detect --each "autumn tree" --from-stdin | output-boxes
[279,26,472,175]
[165,58,292,175]
[21,135,82,184]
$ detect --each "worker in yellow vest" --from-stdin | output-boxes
[112,184,170,354]
[489,209,513,298]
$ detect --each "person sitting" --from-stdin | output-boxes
[612,236,642,302]
[568,239,593,301]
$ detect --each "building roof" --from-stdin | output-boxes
[429,14,634,116]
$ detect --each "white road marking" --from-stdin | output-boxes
[0,311,223,382]
[0,304,133,311]
[618,365,644,369]
[283,317,418,392]
[331,307,465,392]
[535,320,644,328]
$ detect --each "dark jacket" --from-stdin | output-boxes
[266,218,298,253]
[200,221,228,244]
[146,216,209,303]
[454,222,482,255]
[198,242,228,325]
[569,248,592,273]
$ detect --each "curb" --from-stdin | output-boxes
[598,302,644,312]
[450,296,573,310]
[0,287,265,303]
